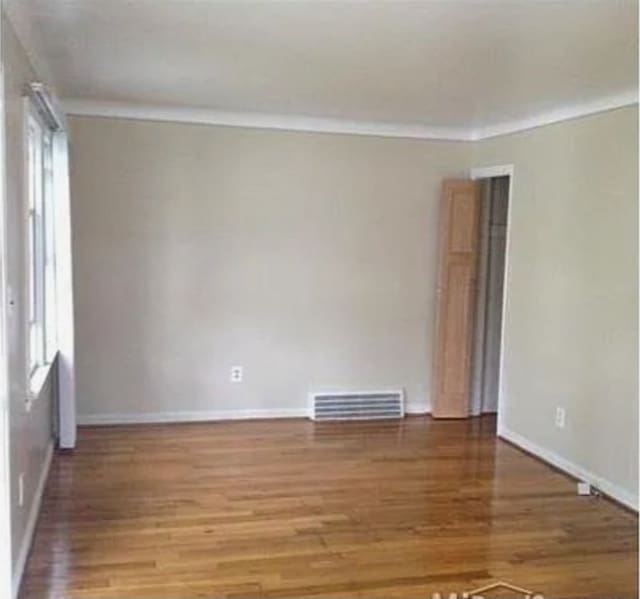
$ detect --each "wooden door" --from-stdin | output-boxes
[432,179,481,418]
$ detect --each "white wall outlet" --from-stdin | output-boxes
[577,481,591,496]
[18,473,24,507]
[555,406,566,429]
[230,366,243,383]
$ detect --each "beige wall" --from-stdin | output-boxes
[69,116,470,420]
[3,14,56,579]
[69,105,638,508]
[472,106,638,505]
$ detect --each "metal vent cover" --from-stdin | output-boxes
[309,390,405,421]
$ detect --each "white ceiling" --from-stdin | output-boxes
[6,0,639,136]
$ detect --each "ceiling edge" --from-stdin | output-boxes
[62,91,638,142]
[3,1,57,89]
[471,89,639,141]
[61,99,472,141]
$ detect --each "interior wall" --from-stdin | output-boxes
[472,106,638,506]
[69,115,470,421]
[3,13,56,583]
[69,105,638,508]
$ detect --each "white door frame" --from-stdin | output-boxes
[470,164,514,435]
[0,62,14,599]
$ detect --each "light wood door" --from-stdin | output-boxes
[432,179,481,418]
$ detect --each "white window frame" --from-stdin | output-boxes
[26,101,57,390]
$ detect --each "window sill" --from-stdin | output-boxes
[28,357,56,399]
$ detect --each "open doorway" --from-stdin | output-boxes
[470,175,509,417]
[431,166,512,425]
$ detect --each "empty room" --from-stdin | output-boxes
[0,1,638,598]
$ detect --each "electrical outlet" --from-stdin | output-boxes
[230,366,243,383]
[555,406,566,429]
[18,473,24,507]
[577,481,591,496]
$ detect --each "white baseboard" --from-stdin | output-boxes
[79,403,432,426]
[406,402,430,415]
[12,441,54,599]
[78,408,310,425]
[499,426,638,512]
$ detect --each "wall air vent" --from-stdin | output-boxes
[309,390,405,421]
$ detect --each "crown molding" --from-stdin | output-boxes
[63,90,638,142]
[470,89,639,141]
[62,99,472,141]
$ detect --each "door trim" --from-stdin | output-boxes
[470,164,514,435]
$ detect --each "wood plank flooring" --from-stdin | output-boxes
[21,416,638,598]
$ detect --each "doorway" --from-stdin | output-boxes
[470,175,509,416]
[431,166,512,424]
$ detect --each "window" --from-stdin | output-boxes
[27,106,56,378]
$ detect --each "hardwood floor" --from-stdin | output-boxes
[21,416,637,598]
